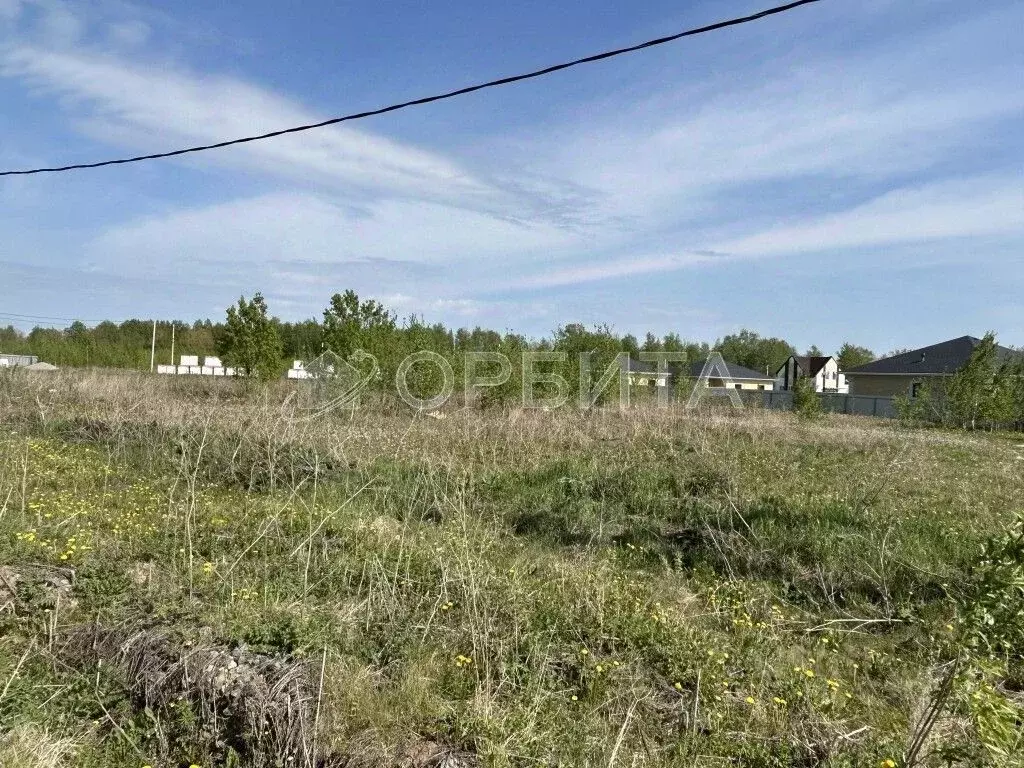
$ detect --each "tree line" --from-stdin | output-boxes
[1,291,880,386]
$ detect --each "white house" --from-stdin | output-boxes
[625,358,673,388]
[774,355,848,394]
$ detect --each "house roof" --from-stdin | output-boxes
[687,359,774,381]
[845,336,1021,376]
[795,356,832,377]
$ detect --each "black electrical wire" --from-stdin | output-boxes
[0,0,823,177]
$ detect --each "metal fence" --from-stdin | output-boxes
[760,390,898,419]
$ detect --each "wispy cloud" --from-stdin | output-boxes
[0,0,1021,346]
[506,252,717,290]
[85,191,576,274]
[1,44,504,206]
[713,176,1024,258]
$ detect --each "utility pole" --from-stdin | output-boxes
[150,320,157,372]
[170,323,175,367]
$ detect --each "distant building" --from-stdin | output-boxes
[625,358,673,388]
[845,336,1023,398]
[775,355,848,394]
[686,359,775,391]
[0,353,38,368]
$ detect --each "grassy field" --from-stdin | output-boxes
[1,369,1022,767]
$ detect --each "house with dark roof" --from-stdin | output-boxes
[844,336,1022,398]
[625,357,673,389]
[685,358,775,391]
[774,355,848,394]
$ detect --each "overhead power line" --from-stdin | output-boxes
[0,0,823,177]
[0,310,100,323]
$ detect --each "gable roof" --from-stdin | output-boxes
[687,359,774,381]
[846,336,1022,376]
[795,355,832,377]
[774,354,831,378]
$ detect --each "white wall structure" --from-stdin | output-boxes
[0,353,39,367]
[774,356,849,394]
[156,353,241,378]
[287,359,314,380]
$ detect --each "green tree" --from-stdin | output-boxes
[836,342,875,370]
[322,290,396,360]
[1006,358,1024,426]
[791,376,822,420]
[715,329,795,376]
[553,323,624,407]
[894,381,935,426]
[805,344,824,357]
[641,332,662,352]
[944,333,1010,429]
[478,334,527,409]
[217,293,283,380]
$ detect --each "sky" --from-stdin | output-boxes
[1,0,1022,354]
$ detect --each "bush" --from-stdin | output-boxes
[791,377,821,420]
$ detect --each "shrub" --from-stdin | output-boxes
[791,377,821,420]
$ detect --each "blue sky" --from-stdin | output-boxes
[1,0,1021,354]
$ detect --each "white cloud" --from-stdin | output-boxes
[86,191,576,271]
[0,44,514,212]
[518,5,1024,230]
[713,177,1024,257]
[1,0,1021,339]
[508,252,716,290]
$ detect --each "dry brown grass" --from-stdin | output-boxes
[0,723,77,768]
[2,367,1022,766]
